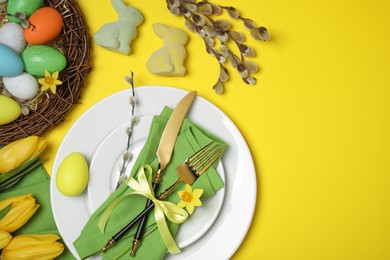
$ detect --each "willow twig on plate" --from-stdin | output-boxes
[116,71,139,189]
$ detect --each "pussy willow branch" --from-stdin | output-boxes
[117,71,138,188]
[165,0,270,94]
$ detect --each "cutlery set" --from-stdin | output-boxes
[100,91,224,255]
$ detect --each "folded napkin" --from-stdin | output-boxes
[0,160,73,259]
[73,106,226,259]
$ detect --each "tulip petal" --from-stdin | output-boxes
[0,137,40,174]
[0,195,39,233]
[2,234,64,259]
[0,230,11,249]
[0,203,13,220]
[0,194,32,210]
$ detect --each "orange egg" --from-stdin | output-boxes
[24,7,63,44]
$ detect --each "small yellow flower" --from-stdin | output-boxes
[38,70,62,94]
[177,184,203,214]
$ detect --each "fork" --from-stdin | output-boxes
[100,142,224,253]
[156,142,223,201]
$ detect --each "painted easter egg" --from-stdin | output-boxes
[0,22,27,54]
[22,45,67,77]
[24,7,63,44]
[0,43,24,77]
[3,73,39,100]
[56,152,89,196]
[0,95,22,125]
[6,0,44,24]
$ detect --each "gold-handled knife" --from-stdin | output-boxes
[154,90,197,190]
[100,90,197,254]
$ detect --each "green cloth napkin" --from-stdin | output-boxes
[73,106,226,260]
[0,161,74,259]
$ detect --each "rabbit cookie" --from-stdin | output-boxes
[94,0,143,55]
[146,23,188,76]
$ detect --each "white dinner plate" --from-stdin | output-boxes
[50,86,256,259]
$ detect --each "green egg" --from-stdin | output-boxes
[22,45,67,77]
[0,95,22,125]
[7,0,45,23]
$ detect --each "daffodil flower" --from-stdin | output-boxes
[38,70,63,94]
[177,184,203,214]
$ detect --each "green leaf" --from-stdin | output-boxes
[0,202,13,221]
[0,159,44,191]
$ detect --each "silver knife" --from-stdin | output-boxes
[100,90,197,254]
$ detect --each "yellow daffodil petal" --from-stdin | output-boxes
[186,204,195,214]
[44,70,50,77]
[50,85,57,94]
[184,184,192,193]
[54,80,62,85]
[177,201,187,208]
[38,78,46,85]
[52,71,59,79]
[192,198,202,206]
[192,189,203,199]
[41,85,49,91]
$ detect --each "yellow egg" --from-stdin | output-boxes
[0,95,21,125]
[56,152,89,196]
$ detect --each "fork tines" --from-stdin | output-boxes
[185,142,223,176]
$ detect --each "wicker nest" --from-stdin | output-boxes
[0,0,92,144]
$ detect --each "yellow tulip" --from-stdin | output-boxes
[0,230,12,249]
[0,136,46,174]
[1,234,64,260]
[0,194,39,233]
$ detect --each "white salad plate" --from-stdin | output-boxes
[88,116,226,249]
[50,86,256,259]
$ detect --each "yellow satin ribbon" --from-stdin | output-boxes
[98,164,188,254]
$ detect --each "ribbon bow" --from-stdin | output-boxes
[98,164,188,254]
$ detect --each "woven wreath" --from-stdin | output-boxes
[0,0,91,144]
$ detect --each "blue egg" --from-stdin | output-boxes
[0,43,24,77]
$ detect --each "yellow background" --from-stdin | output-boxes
[41,0,390,259]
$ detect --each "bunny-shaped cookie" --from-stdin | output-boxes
[146,23,188,76]
[94,0,143,55]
